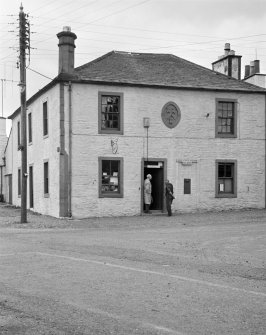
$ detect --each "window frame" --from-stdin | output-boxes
[98,92,124,135]
[43,160,49,197]
[215,159,237,198]
[215,98,237,138]
[43,101,48,137]
[98,157,123,198]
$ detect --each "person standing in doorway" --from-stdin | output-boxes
[165,180,174,216]
[144,174,152,213]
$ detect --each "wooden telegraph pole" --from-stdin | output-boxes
[19,4,29,223]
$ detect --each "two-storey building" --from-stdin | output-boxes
[3,27,266,218]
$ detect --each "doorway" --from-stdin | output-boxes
[7,174,12,204]
[29,165,34,208]
[142,158,167,213]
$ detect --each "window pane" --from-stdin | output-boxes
[225,164,232,177]
[217,162,235,195]
[17,121,20,146]
[222,110,228,118]
[18,169,21,195]
[101,160,120,193]
[43,102,48,136]
[44,162,49,194]
[101,95,120,130]
[224,179,233,193]
[28,113,32,143]
[217,101,235,135]
[218,179,225,193]
[218,164,225,177]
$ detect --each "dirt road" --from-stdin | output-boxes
[0,205,266,334]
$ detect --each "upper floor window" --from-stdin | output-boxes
[28,113,32,143]
[99,157,123,198]
[43,101,48,137]
[98,92,123,134]
[215,99,237,138]
[216,160,237,198]
[17,121,21,148]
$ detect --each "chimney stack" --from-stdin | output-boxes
[212,43,242,80]
[57,26,77,75]
[244,65,250,78]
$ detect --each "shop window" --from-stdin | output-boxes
[216,160,237,198]
[44,161,49,196]
[215,99,237,138]
[43,101,48,137]
[99,157,123,198]
[98,92,123,134]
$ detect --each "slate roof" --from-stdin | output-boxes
[8,50,266,120]
[74,51,266,93]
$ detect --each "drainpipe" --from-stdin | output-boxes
[265,94,266,209]
[68,82,72,217]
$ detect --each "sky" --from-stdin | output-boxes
[1,0,266,134]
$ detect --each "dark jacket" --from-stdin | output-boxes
[165,182,174,199]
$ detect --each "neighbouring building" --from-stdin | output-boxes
[2,29,266,218]
[243,59,266,88]
[0,117,7,202]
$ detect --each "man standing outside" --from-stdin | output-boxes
[144,174,152,213]
[165,180,174,216]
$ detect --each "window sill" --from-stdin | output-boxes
[44,193,50,198]
[216,134,237,139]
[43,134,49,139]
[99,194,123,198]
[216,194,237,198]
[99,130,123,135]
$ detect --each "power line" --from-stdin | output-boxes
[27,67,53,80]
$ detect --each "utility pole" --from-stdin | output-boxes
[19,4,30,223]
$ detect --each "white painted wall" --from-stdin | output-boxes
[5,84,61,217]
[244,74,266,88]
[69,83,265,218]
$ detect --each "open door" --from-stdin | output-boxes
[142,159,167,213]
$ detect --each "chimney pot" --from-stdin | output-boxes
[244,65,250,78]
[224,43,230,50]
[224,43,230,55]
[250,61,255,75]
[254,60,260,74]
[63,26,71,32]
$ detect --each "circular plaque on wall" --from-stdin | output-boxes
[161,101,181,128]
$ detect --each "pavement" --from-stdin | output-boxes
[0,203,266,334]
